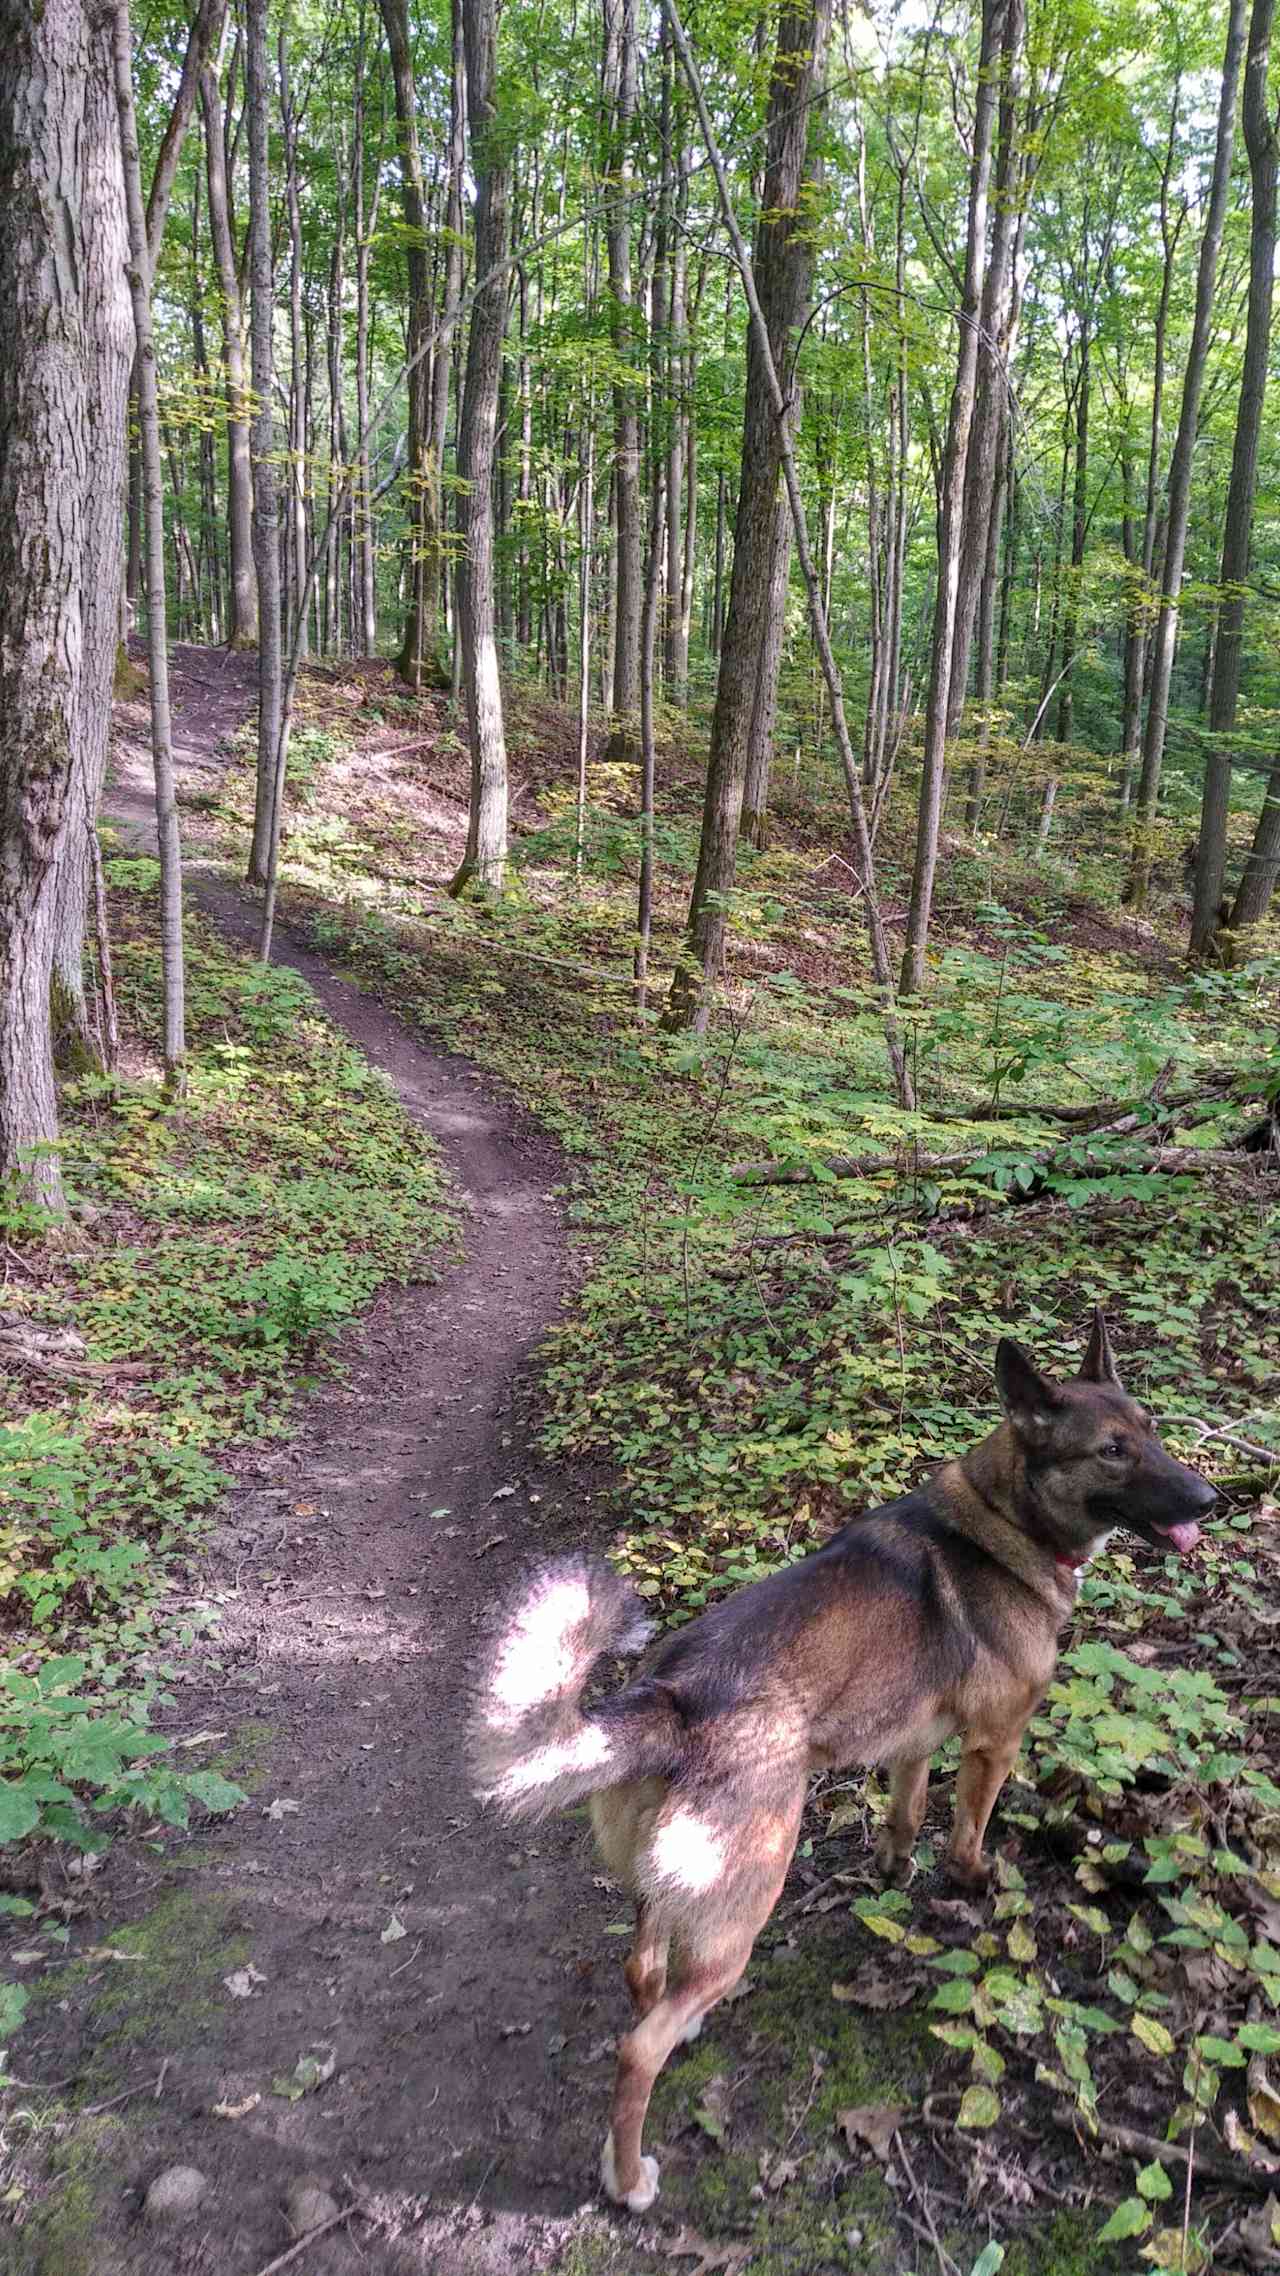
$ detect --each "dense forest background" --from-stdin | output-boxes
[2,0,1280,2268]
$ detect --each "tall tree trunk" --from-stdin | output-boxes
[279,35,308,659]
[665,0,833,1029]
[112,0,184,1087]
[947,0,1026,730]
[602,0,642,757]
[1126,0,1247,909]
[0,0,130,1200]
[1056,328,1090,747]
[449,0,510,894]
[741,494,791,850]
[245,0,282,890]
[900,0,1006,994]
[963,420,1007,831]
[201,56,257,645]
[1119,99,1183,808]
[665,0,911,1107]
[379,0,447,686]
[1234,757,1280,926]
[1191,0,1277,949]
[352,11,380,652]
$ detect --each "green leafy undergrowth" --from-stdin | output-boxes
[250,697,1278,2253]
[0,873,449,1884]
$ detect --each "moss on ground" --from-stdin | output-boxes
[208,1715,277,1795]
[9,2116,125,2276]
[28,1888,248,2102]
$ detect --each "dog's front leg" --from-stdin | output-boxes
[946,1733,1022,1887]
[875,1754,931,1886]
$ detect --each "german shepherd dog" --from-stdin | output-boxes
[469,1313,1216,2212]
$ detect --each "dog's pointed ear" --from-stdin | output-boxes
[995,1338,1062,1434]
[1078,1306,1123,1388]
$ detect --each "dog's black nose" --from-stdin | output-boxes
[1189,1475,1219,1515]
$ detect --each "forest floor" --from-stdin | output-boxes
[3,649,1278,2276]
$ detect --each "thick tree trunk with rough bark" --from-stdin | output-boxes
[1126,0,1246,909]
[1193,0,1277,953]
[0,0,130,1201]
[450,0,510,895]
[665,0,833,1029]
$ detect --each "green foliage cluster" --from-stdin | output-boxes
[0,871,448,1950]
[261,718,1279,2262]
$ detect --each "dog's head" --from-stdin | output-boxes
[994,1309,1218,1565]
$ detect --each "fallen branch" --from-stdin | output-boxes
[729,1139,1274,1190]
[1066,2113,1277,2197]
[247,2201,363,2276]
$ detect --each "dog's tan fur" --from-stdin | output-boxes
[469,1313,1216,2211]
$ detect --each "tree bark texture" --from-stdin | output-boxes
[900,0,1006,994]
[0,0,130,1200]
[201,58,257,645]
[245,0,283,889]
[1193,0,1277,948]
[666,0,833,1029]
[112,0,185,1085]
[603,0,642,751]
[450,0,510,894]
[1127,0,1246,909]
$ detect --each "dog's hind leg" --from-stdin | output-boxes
[624,1903,670,2019]
[947,1725,1026,1887]
[875,1753,931,1886]
[602,1930,754,2213]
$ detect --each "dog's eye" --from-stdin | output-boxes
[1100,1438,1127,1461]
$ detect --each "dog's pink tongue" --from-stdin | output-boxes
[1160,1521,1201,1556]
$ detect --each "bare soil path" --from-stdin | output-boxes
[15,651,655,2275]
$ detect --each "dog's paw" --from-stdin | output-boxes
[601,2134,660,2213]
[945,1852,993,1892]
[874,1836,917,1888]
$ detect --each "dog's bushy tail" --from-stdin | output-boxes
[469,1555,667,1820]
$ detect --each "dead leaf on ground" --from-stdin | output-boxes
[212,2092,261,2120]
[264,1797,301,1821]
[1238,2194,1280,2269]
[832,1964,915,2011]
[836,2103,905,2161]
[1250,2057,1280,2148]
[662,2227,752,2276]
[223,1963,266,1998]
[380,1912,407,1944]
[757,2150,800,2193]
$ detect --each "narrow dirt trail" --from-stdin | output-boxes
[22,654,654,2274]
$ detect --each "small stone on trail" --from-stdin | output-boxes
[143,2164,209,2223]
[285,2176,340,2234]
